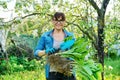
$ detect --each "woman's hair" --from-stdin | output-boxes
[52,12,66,21]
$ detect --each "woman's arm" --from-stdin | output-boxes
[34,36,46,57]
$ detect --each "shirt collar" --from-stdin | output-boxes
[47,29,69,37]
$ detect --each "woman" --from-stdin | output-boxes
[34,12,76,80]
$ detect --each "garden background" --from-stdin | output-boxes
[0,0,120,80]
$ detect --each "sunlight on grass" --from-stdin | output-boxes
[105,74,120,80]
[0,70,45,80]
[0,69,120,80]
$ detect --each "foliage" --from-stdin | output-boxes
[0,0,120,79]
[0,58,120,80]
[0,1,7,8]
[0,70,45,80]
[5,34,40,59]
[1,0,119,53]
[0,34,42,75]
[105,16,120,56]
[104,57,120,77]
[6,44,33,59]
[58,37,102,80]
[11,34,39,50]
[0,56,43,75]
[106,39,120,59]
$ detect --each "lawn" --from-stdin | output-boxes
[0,70,45,80]
[104,57,120,80]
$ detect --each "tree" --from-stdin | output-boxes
[0,0,118,79]
[88,0,110,80]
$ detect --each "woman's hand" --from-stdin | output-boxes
[45,48,59,55]
[60,40,75,51]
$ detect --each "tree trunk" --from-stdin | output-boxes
[0,30,8,60]
[0,30,6,52]
[88,0,110,80]
[97,15,105,80]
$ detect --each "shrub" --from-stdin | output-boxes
[0,56,42,75]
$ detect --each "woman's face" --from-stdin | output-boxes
[52,17,65,30]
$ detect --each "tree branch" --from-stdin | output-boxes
[101,0,110,16]
[66,21,98,50]
[88,0,101,15]
[0,12,53,27]
[21,12,41,19]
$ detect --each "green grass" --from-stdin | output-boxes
[104,57,120,75]
[0,57,120,80]
[0,70,45,80]
[104,57,120,80]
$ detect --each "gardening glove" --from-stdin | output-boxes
[45,48,58,55]
[60,39,75,51]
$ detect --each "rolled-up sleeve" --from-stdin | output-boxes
[34,36,45,57]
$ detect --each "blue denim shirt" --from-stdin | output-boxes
[34,29,75,78]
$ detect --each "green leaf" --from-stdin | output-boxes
[83,65,93,75]
[0,1,7,8]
